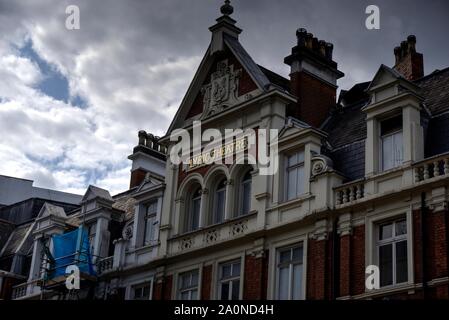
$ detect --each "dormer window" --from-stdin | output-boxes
[285,150,305,201]
[380,115,403,171]
[212,179,227,224]
[143,200,158,246]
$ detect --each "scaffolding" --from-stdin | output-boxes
[38,226,98,300]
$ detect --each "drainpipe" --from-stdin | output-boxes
[421,192,428,298]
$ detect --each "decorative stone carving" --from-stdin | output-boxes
[201,60,242,118]
[122,220,134,240]
[311,154,334,177]
[179,237,194,251]
[203,229,219,244]
[230,220,248,236]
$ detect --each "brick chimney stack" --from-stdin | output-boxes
[393,35,424,81]
[284,28,344,128]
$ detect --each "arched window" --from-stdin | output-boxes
[212,179,227,225]
[185,187,201,232]
[238,170,252,216]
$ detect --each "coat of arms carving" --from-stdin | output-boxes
[201,60,241,118]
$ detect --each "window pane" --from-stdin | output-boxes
[379,244,393,286]
[232,262,241,277]
[395,220,407,236]
[382,135,393,171]
[288,153,297,167]
[393,131,403,167]
[191,290,197,300]
[396,241,408,283]
[191,271,199,286]
[292,264,303,300]
[214,190,225,224]
[379,223,393,240]
[241,182,251,215]
[297,151,305,164]
[292,246,303,263]
[279,250,291,264]
[231,280,240,300]
[278,266,289,299]
[221,283,230,300]
[296,166,304,196]
[287,168,297,200]
[180,291,189,300]
[191,198,200,230]
[143,285,150,298]
[222,264,232,279]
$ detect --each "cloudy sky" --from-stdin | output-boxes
[0,0,448,195]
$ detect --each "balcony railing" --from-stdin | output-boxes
[414,154,449,183]
[96,256,114,274]
[11,282,28,299]
[335,179,365,206]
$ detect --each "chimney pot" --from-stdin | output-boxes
[312,37,319,52]
[400,41,408,57]
[138,130,147,145]
[393,35,424,81]
[318,40,326,57]
[394,46,401,64]
[325,42,333,60]
[407,35,416,53]
[305,33,313,49]
[296,28,307,47]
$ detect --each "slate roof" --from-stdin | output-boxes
[0,223,32,257]
[322,68,449,181]
[415,67,449,115]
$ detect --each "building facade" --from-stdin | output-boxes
[1,1,449,300]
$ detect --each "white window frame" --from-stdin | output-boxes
[131,281,153,300]
[186,188,201,233]
[143,200,158,246]
[284,150,305,201]
[375,218,408,287]
[275,243,305,300]
[379,115,403,172]
[366,207,414,292]
[177,269,200,300]
[217,259,242,300]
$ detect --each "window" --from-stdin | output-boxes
[276,244,304,300]
[238,171,252,216]
[285,151,305,201]
[380,115,403,171]
[185,188,201,232]
[132,282,151,300]
[376,218,408,287]
[178,270,199,300]
[143,201,158,246]
[218,260,241,300]
[88,223,96,253]
[212,179,226,224]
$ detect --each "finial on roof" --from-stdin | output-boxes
[220,0,234,16]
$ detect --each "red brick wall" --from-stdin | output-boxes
[394,52,423,81]
[243,251,268,300]
[306,238,328,299]
[201,265,212,300]
[289,71,336,128]
[130,168,147,188]
[339,234,351,297]
[350,225,365,296]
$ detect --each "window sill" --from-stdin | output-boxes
[267,193,314,212]
[351,282,418,299]
[128,242,159,254]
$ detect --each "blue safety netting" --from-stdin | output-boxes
[49,227,96,279]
